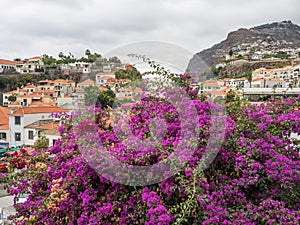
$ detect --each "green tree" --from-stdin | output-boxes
[84,86,101,106]
[244,70,253,88]
[33,136,49,152]
[109,56,121,63]
[229,49,233,57]
[87,52,102,63]
[225,89,236,103]
[85,49,91,57]
[96,89,116,108]
[57,52,76,64]
[58,52,64,59]
[8,95,17,102]
[115,69,142,81]
[42,54,57,69]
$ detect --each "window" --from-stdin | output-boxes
[28,131,34,140]
[0,133,7,140]
[15,116,21,125]
[15,133,21,142]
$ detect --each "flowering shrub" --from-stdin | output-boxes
[1,91,300,224]
[10,148,29,170]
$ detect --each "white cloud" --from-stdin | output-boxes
[0,0,299,60]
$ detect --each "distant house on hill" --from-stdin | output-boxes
[77,79,95,89]
[0,59,18,73]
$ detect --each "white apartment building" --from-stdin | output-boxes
[8,106,68,147]
[68,62,92,74]
[18,56,45,74]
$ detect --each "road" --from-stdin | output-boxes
[0,187,15,222]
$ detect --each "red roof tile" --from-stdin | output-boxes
[11,106,68,115]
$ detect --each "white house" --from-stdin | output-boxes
[68,62,91,74]
[77,79,95,89]
[116,87,142,100]
[95,72,116,86]
[0,59,17,73]
[8,106,68,147]
[199,80,224,93]
[24,120,57,146]
[19,56,45,74]
[223,78,249,87]
[2,90,18,107]
[44,126,61,147]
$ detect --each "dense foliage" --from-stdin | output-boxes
[1,93,299,224]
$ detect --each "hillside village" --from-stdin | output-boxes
[213,39,300,67]
[0,55,142,150]
[200,62,300,100]
[1,41,300,150]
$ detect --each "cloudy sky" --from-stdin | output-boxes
[1,0,299,61]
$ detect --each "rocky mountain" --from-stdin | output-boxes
[187,20,300,81]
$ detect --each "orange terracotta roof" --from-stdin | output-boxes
[75,87,84,92]
[25,120,53,129]
[35,90,54,94]
[99,87,109,92]
[0,59,18,66]
[54,79,67,83]
[105,81,116,85]
[29,56,42,60]
[11,106,68,115]
[43,127,60,136]
[118,79,131,83]
[78,79,95,85]
[24,85,36,89]
[3,91,17,95]
[100,76,116,80]
[0,106,10,126]
[209,91,227,96]
[121,87,142,92]
[0,124,9,130]
[202,81,221,87]
[252,78,263,82]
[9,100,21,106]
[19,94,42,98]
[39,121,60,130]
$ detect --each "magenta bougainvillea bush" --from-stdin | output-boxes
[2,93,300,224]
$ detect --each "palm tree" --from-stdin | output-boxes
[245,71,253,88]
[58,52,64,59]
[85,49,91,57]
